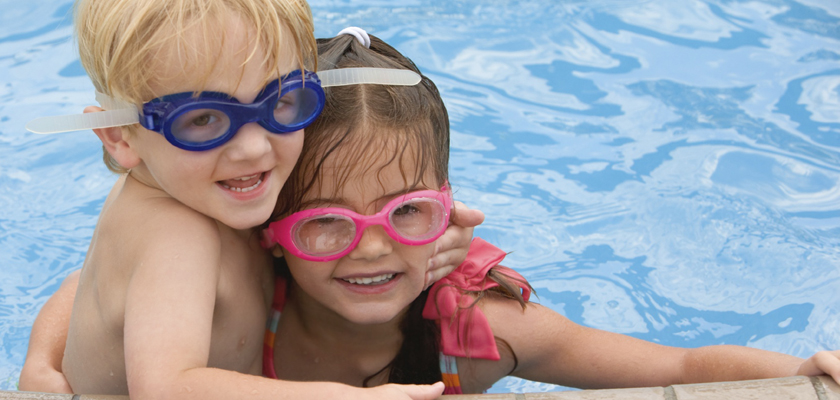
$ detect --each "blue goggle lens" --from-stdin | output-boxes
[273,86,321,127]
[170,108,232,145]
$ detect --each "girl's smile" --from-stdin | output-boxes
[335,271,403,295]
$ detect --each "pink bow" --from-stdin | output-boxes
[422,238,531,360]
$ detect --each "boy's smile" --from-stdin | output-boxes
[124,14,303,231]
[218,172,264,193]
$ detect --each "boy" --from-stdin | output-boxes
[20,1,476,399]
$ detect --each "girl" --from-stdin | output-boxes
[258,31,840,394]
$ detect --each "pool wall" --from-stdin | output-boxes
[1,376,839,400]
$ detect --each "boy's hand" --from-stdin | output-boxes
[797,350,840,383]
[426,201,484,290]
[18,363,73,394]
[368,382,445,400]
[18,269,80,393]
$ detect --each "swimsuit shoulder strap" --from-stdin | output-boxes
[263,276,289,379]
[439,353,463,394]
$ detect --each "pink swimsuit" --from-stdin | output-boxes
[262,237,531,395]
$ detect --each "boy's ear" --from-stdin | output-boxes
[86,106,141,169]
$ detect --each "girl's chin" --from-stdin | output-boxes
[338,304,413,326]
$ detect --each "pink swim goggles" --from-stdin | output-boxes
[262,186,453,262]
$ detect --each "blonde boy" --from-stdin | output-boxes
[24,1,463,399]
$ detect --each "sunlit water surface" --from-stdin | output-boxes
[1,0,839,393]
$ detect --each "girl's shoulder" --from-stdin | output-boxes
[453,297,579,393]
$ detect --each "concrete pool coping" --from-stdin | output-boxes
[1,376,838,399]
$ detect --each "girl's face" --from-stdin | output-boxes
[282,150,438,325]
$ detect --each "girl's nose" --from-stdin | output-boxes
[347,225,393,261]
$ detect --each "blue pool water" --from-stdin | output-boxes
[1,0,839,393]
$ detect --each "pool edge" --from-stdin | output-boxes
[2,376,838,399]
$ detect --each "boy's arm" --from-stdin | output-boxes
[425,201,484,289]
[20,174,124,393]
[123,212,442,400]
[471,294,835,391]
[18,269,80,393]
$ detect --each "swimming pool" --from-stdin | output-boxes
[1,0,838,393]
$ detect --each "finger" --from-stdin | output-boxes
[425,263,457,290]
[426,231,469,289]
[813,351,840,383]
[435,224,463,255]
[434,223,472,265]
[450,201,484,228]
[397,382,445,400]
[429,245,467,272]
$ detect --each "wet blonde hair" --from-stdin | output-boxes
[75,0,316,172]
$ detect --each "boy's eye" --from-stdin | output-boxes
[171,109,230,142]
[191,113,216,127]
[275,94,296,109]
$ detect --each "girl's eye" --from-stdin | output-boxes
[393,204,421,216]
[315,217,338,225]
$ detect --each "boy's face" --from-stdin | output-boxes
[125,14,303,230]
[282,150,437,326]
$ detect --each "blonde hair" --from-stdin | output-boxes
[74,0,316,172]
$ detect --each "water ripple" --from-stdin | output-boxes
[2,0,839,393]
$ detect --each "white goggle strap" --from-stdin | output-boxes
[25,92,140,135]
[25,67,421,135]
[317,67,421,87]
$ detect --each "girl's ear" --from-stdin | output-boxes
[86,106,141,169]
[271,245,285,258]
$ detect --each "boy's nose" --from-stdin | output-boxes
[347,225,393,262]
[223,123,272,160]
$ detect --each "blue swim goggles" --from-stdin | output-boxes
[139,70,324,151]
[26,67,424,150]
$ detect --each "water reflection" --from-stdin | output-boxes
[0,0,838,392]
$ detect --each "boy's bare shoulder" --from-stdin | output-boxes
[89,175,227,276]
[106,176,222,243]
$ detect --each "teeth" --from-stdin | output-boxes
[234,174,259,181]
[220,174,263,193]
[342,273,396,285]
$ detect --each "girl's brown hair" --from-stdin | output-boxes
[273,33,532,386]
[273,34,449,218]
